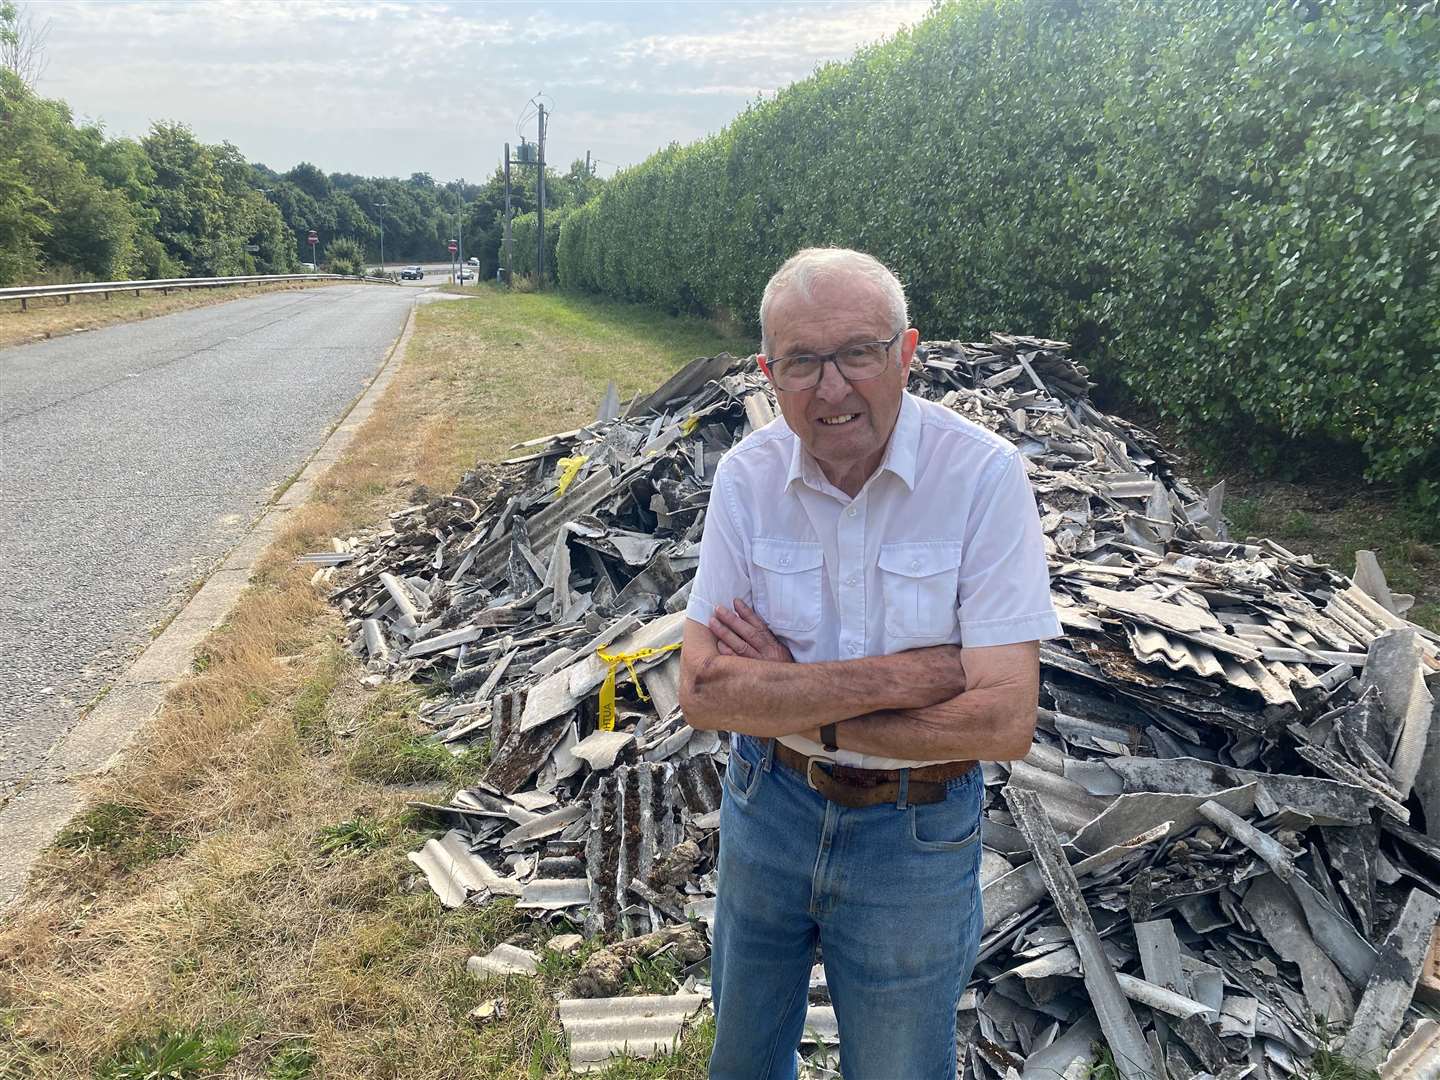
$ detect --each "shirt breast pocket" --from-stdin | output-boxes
[878,541,962,641]
[750,538,824,634]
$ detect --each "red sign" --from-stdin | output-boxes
[447,241,458,253]
[307,231,318,242]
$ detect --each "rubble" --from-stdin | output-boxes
[316,336,1440,1075]
[572,924,709,999]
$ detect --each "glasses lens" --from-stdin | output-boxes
[773,355,823,390]
[835,343,890,380]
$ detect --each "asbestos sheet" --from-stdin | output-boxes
[407,829,520,907]
[1242,872,1353,1023]
[1070,784,1255,855]
[558,993,707,1073]
[1105,756,1377,826]
[466,942,539,978]
[1005,786,1159,1080]
[570,730,637,771]
[1344,889,1440,1067]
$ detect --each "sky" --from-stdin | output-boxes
[32,0,932,182]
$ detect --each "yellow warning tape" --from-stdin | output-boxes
[596,642,682,732]
[554,455,588,496]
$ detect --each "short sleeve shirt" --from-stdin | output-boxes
[685,390,1061,769]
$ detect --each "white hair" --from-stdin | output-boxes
[759,247,909,357]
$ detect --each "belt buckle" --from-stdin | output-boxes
[805,757,831,792]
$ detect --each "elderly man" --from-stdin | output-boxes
[679,248,1060,1079]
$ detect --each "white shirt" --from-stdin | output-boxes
[686,390,1061,769]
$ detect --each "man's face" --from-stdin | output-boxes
[763,277,916,489]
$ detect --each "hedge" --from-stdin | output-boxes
[558,0,1440,484]
[509,207,567,280]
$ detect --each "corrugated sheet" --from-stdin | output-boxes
[558,993,706,1073]
[585,762,681,937]
[517,877,590,910]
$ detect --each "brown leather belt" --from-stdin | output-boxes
[771,740,977,809]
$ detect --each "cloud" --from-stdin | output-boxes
[670,84,771,98]
[619,2,929,71]
[34,0,932,178]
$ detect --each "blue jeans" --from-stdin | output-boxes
[709,734,984,1080]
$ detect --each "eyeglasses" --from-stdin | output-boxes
[763,331,903,392]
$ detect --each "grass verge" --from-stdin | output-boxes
[1214,475,1439,633]
[0,279,350,349]
[0,285,750,1078]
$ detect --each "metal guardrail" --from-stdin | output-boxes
[0,272,370,310]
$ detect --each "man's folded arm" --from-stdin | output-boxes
[678,616,967,736]
[826,642,1039,762]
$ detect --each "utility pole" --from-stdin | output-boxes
[536,102,546,285]
[503,143,513,285]
[586,149,591,176]
[377,199,388,274]
[457,177,465,286]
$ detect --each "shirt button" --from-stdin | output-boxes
[779,555,790,567]
[847,507,857,518]
[846,575,857,586]
[910,559,921,571]
[847,642,861,655]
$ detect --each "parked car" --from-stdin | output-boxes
[467,256,480,267]
[457,268,475,281]
[300,262,317,271]
[400,265,424,280]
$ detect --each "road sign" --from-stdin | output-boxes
[307,231,318,243]
[244,244,260,253]
[448,240,458,253]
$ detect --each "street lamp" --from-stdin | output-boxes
[376,199,389,274]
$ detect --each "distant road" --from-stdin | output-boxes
[386,260,479,285]
[0,282,417,796]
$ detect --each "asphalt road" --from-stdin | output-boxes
[387,260,480,285]
[0,282,419,796]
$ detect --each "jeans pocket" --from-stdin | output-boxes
[724,735,764,801]
[907,794,981,853]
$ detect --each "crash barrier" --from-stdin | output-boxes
[0,273,378,310]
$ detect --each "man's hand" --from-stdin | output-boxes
[709,599,794,663]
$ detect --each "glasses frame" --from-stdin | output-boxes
[761,330,904,392]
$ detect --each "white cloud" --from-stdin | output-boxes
[617,2,929,70]
[33,0,931,177]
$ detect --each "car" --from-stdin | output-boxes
[457,268,475,281]
[400,265,424,280]
[300,262,317,271]
[467,256,479,267]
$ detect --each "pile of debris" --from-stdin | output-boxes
[309,337,1440,1077]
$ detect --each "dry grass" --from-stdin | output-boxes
[0,280,349,349]
[0,286,751,1079]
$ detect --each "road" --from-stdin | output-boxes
[386,260,480,285]
[0,281,419,796]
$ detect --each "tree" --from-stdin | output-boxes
[0,155,48,284]
[142,122,226,274]
[0,0,49,89]
[284,161,331,202]
[323,236,365,276]
[0,67,138,282]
